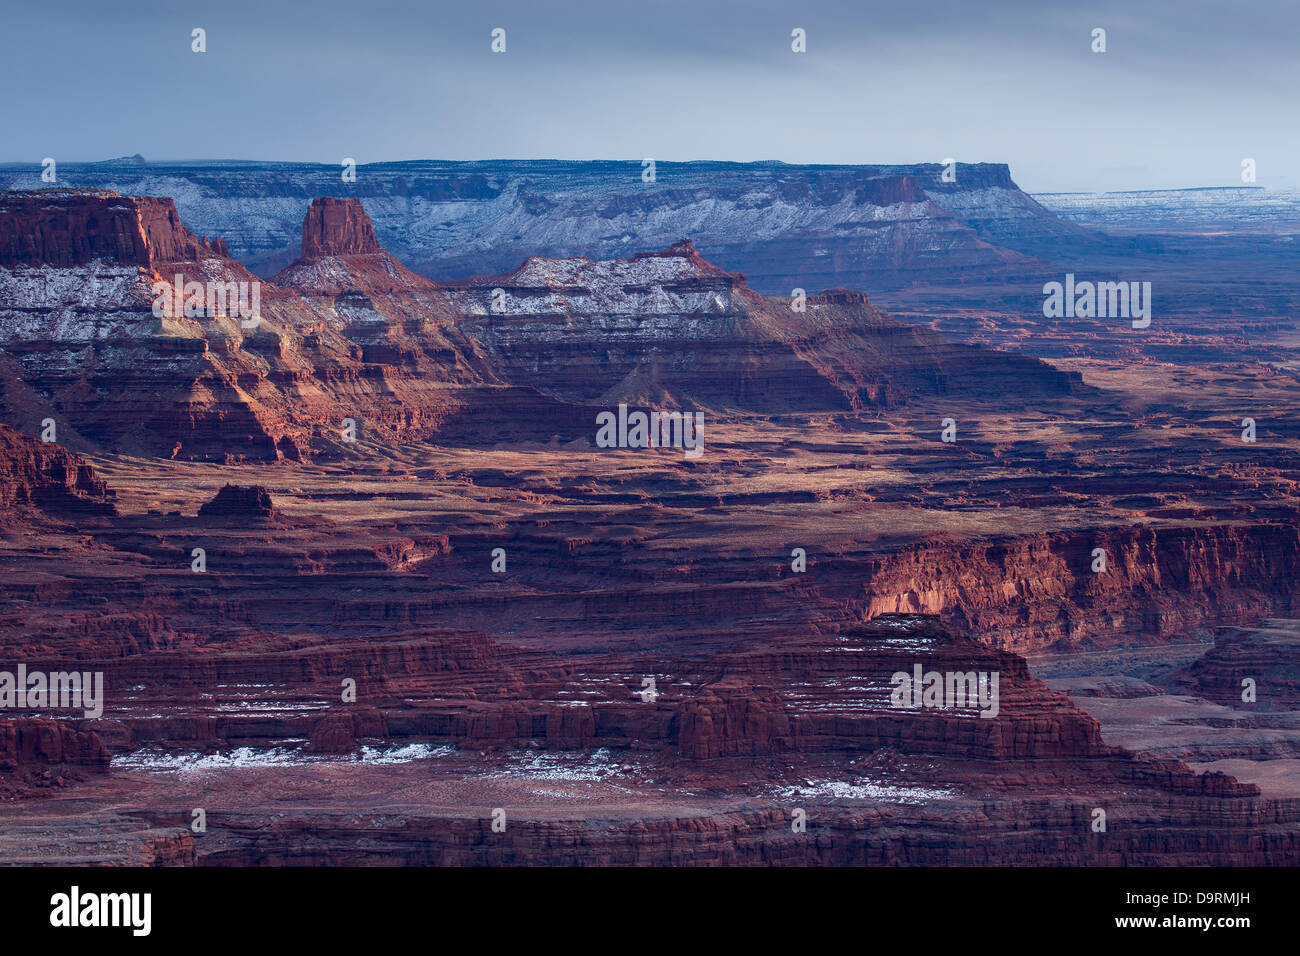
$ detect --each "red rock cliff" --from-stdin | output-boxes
[300,197,382,259]
[0,189,224,268]
[0,424,116,517]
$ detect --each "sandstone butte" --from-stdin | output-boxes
[0,189,1296,865]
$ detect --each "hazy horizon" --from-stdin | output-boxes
[0,156,1288,197]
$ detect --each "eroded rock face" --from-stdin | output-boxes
[856,524,1300,654]
[273,196,596,444]
[0,424,116,517]
[446,239,1083,411]
[0,190,226,269]
[0,718,111,798]
[0,718,110,772]
[300,196,383,259]
[672,615,1107,760]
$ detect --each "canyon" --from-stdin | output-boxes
[0,181,1297,865]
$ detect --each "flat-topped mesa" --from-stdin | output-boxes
[300,197,383,259]
[632,237,708,265]
[447,238,745,312]
[0,189,226,269]
[444,238,1083,410]
[922,162,1017,191]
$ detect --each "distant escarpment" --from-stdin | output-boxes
[0,159,1092,292]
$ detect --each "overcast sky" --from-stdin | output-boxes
[2,0,1295,192]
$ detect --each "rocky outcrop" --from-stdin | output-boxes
[300,196,383,258]
[198,484,275,520]
[304,707,387,754]
[1167,619,1300,710]
[0,190,510,459]
[674,615,1106,760]
[0,190,319,459]
[272,196,595,444]
[0,423,116,517]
